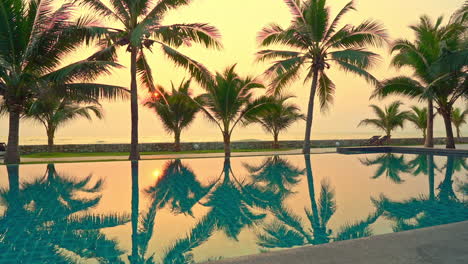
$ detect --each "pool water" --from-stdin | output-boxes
[0,153,467,263]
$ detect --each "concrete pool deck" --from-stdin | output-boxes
[337,145,468,156]
[6,144,468,164]
[207,221,468,264]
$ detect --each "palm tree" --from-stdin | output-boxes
[358,101,410,139]
[246,95,304,149]
[407,106,428,140]
[256,0,388,154]
[0,0,127,164]
[80,0,222,161]
[196,65,269,157]
[451,107,467,139]
[25,94,103,152]
[143,80,201,151]
[373,14,466,149]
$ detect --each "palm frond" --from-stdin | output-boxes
[154,23,222,49]
[317,72,335,111]
[329,49,380,70]
[65,213,130,230]
[328,19,388,49]
[257,220,306,248]
[136,50,156,92]
[161,44,214,88]
[372,76,424,99]
[334,59,379,86]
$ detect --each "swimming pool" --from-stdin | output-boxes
[1,153,467,263]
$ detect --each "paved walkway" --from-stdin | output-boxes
[206,221,468,264]
[18,149,313,163]
[14,144,468,163]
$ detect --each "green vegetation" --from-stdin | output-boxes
[358,101,411,138]
[0,0,127,164]
[373,12,467,149]
[451,107,468,139]
[246,95,304,149]
[196,65,271,157]
[407,106,429,140]
[22,148,295,159]
[144,80,201,152]
[256,0,388,154]
[25,92,103,152]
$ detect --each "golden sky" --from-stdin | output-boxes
[1,0,466,144]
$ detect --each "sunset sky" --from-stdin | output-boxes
[1,0,466,144]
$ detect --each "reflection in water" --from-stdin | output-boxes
[145,159,214,216]
[203,158,272,240]
[256,155,381,250]
[373,155,468,232]
[1,153,467,263]
[129,160,217,264]
[0,164,129,263]
[243,155,304,197]
[360,153,411,183]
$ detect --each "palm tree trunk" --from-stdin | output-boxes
[441,108,456,149]
[47,127,55,153]
[425,100,434,148]
[129,47,140,161]
[456,127,461,139]
[5,110,21,164]
[130,161,139,263]
[174,130,181,152]
[223,132,231,157]
[303,67,319,154]
[273,132,279,149]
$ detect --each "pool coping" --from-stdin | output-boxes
[206,220,468,264]
[337,146,468,156]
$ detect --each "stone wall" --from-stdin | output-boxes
[17,137,468,155]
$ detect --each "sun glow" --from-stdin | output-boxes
[152,169,161,179]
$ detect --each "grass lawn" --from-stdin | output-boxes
[22,148,294,158]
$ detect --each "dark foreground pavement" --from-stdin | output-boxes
[206,221,468,264]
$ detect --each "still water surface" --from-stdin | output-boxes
[0,153,467,263]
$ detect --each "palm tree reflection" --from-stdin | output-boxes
[373,156,468,232]
[145,159,214,216]
[243,155,304,197]
[360,153,411,183]
[257,155,382,249]
[129,160,218,264]
[407,154,437,200]
[0,164,129,263]
[203,157,273,240]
